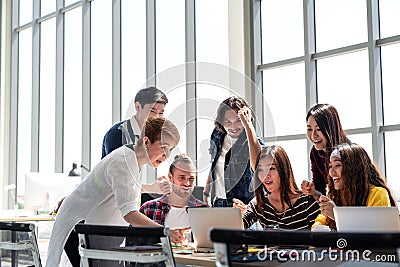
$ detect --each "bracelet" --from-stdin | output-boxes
[203,192,209,197]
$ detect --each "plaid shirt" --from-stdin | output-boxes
[139,194,208,225]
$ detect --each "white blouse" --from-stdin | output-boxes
[45,145,143,267]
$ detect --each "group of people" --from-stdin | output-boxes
[45,87,397,267]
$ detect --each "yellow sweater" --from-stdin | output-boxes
[312,186,390,229]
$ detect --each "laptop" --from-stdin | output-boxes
[333,206,400,232]
[187,207,244,251]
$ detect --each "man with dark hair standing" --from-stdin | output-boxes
[203,96,264,207]
[102,86,169,158]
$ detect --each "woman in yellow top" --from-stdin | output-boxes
[313,143,397,230]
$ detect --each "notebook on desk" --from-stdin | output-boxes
[187,207,244,251]
[333,206,400,232]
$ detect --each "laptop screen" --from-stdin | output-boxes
[333,206,400,232]
[187,207,244,249]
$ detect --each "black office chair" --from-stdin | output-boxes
[75,224,175,267]
[0,222,42,267]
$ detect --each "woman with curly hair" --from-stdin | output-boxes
[313,143,397,230]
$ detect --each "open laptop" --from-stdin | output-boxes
[333,206,400,232]
[187,207,244,251]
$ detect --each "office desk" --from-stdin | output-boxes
[0,212,54,267]
[174,252,216,267]
[0,214,54,223]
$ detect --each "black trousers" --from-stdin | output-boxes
[212,197,232,207]
[64,221,84,267]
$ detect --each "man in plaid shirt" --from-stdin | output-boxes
[140,155,208,227]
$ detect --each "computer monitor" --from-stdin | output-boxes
[24,172,81,212]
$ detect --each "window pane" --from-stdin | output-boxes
[121,0,146,118]
[65,0,79,7]
[347,133,373,158]
[381,43,400,126]
[385,131,400,202]
[19,1,32,26]
[196,84,230,186]
[196,0,229,65]
[261,0,304,63]
[315,0,367,52]
[39,19,56,173]
[317,51,370,129]
[379,0,400,38]
[64,8,82,172]
[155,0,186,176]
[266,139,309,189]
[196,0,229,185]
[91,1,112,165]
[156,0,185,74]
[156,86,187,178]
[41,0,55,16]
[17,29,32,196]
[263,63,305,137]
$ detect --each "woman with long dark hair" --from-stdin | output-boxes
[302,104,351,198]
[313,143,397,230]
[236,145,320,230]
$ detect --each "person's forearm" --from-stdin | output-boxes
[243,122,261,172]
[124,210,161,226]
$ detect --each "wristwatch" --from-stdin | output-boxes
[203,191,209,197]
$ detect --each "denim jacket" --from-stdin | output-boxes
[208,129,264,206]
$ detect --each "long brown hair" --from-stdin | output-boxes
[306,103,350,156]
[326,143,397,229]
[214,96,250,133]
[254,145,301,213]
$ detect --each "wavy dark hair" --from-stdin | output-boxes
[214,96,250,133]
[325,143,397,229]
[254,145,301,213]
[306,103,350,156]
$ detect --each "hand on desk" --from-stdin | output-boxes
[170,227,190,245]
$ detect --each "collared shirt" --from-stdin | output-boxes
[101,117,141,159]
[139,194,208,226]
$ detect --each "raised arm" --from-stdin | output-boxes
[238,107,261,172]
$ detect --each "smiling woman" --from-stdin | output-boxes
[45,117,182,267]
[235,145,320,230]
[303,104,351,197]
[313,142,397,230]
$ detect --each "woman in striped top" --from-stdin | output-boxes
[235,107,320,230]
[238,145,320,230]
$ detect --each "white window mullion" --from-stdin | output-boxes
[31,0,40,172]
[8,0,20,209]
[112,0,121,123]
[366,0,385,176]
[55,0,65,172]
[250,0,264,136]
[303,0,317,180]
[146,0,156,86]
[81,0,91,177]
[185,0,197,167]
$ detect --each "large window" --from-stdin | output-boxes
[256,0,400,202]
[2,0,236,207]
